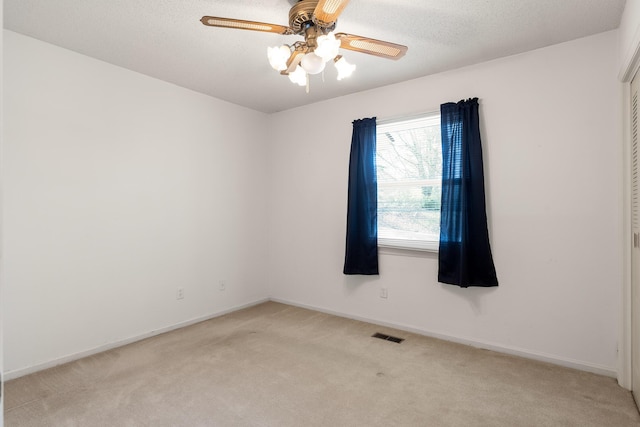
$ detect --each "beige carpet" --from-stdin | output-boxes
[5,302,640,426]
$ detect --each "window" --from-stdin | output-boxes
[376,113,442,251]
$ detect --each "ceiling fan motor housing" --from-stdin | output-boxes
[289,0,335,36]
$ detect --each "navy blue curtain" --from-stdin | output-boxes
[439,98,498,287]
[343,117,379,275]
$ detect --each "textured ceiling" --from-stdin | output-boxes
[4,0,627,113]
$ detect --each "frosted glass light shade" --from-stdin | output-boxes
[267,45,291,71]
[315,32,341,62]
[300,52,326,75]
[288,65,307,86]
[334,56,355,80]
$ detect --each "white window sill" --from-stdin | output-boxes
[378,238,439,256]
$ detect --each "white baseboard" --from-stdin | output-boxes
[269,297,617,378]
[4,298,269,381]
[5,296,616,381]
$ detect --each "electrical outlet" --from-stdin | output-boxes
[219,280,226,291]
[176,288,184,300]
[380,288,388,299]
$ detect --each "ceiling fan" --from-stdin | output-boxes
[200,0,408,87]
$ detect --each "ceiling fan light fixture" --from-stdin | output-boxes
[300,52,326,75]
[201,0,407,89]
[334,55,355,80]
[288,65,307,86]
[267,45,291,71]
[315,32,341,62]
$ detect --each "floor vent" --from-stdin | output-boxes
[372,332,404,343]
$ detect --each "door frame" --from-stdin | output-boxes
[620,75,632,390]
[619,30,640,390]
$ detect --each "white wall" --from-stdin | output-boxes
[268,31,622,375]
[2,30,270,377]
[3,28,624,381]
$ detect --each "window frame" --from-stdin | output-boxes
[376,112,442,253]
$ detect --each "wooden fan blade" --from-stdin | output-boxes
[281,48,307,75]
[281,52,303,75]
[200,16,292,35]
[335,33,408,60]
[313,0,351,26]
